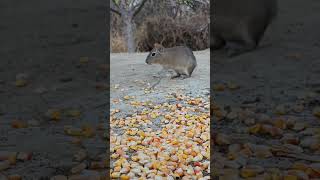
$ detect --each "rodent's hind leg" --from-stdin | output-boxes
[211,36,226,50]
[178,70,192,79]
[170,73,181,79]
[225,41,256,57]
[226,28,257,57]
[179,74,190,79]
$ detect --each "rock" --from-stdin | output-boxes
[15,73,29,80]
[274,104,288,115]
[34,87,48,94]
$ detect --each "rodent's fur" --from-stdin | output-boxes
[146,43,197,79]
[212,0,277,57]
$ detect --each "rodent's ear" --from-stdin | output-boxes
[154,43,164,52]
[154,43,163,48]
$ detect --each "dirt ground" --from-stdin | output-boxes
[110,50,209,101]
[212,0,320,178]
[0,0,108,179]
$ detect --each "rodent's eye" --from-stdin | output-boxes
[151,52,156,57]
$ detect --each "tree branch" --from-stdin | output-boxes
[130,0,137,10]
[110,0,121,16]
[132,0,148,18]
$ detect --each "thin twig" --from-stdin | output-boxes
[275,152,320,162]
[150,76,164,89]
[149,69,167,89]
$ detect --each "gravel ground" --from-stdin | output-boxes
[0,0,108,179]
[212,0,320,178]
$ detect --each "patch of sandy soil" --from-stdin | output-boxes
[110,50,210,102]
[212,0,320,178]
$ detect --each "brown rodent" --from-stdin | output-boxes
[145,43,197,79]
[212,0,277,57]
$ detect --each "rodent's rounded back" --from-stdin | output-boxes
[213,0,277,47]
[215,0,277,18]
[146,44,196,66]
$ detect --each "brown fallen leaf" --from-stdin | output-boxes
[81,125,96,138]
[64,127,83,136]
[11,120,28,129]
[313,106,320,119]
[8,174,22,180]
[70,163,86,174]
[285,53,303,60]
[65,109,81,118]
[17,152,32,161]
[213,84,226,91]
[95,83,109,90]
[15,79,28,87]
[45,109,62,121]
[0,160,10,171]
[283,174,298,180]
[227,82,240,90]
[79,56,89,64]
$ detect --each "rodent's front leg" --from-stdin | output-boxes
[152,68,166,78]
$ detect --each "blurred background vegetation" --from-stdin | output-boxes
[110,0,209,53]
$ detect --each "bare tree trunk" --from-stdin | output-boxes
[168,0,177,18]
[111,0,147,53]
[124,15,135,53]
[110,40,112,52]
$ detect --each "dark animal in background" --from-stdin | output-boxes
[211,0,277,57]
